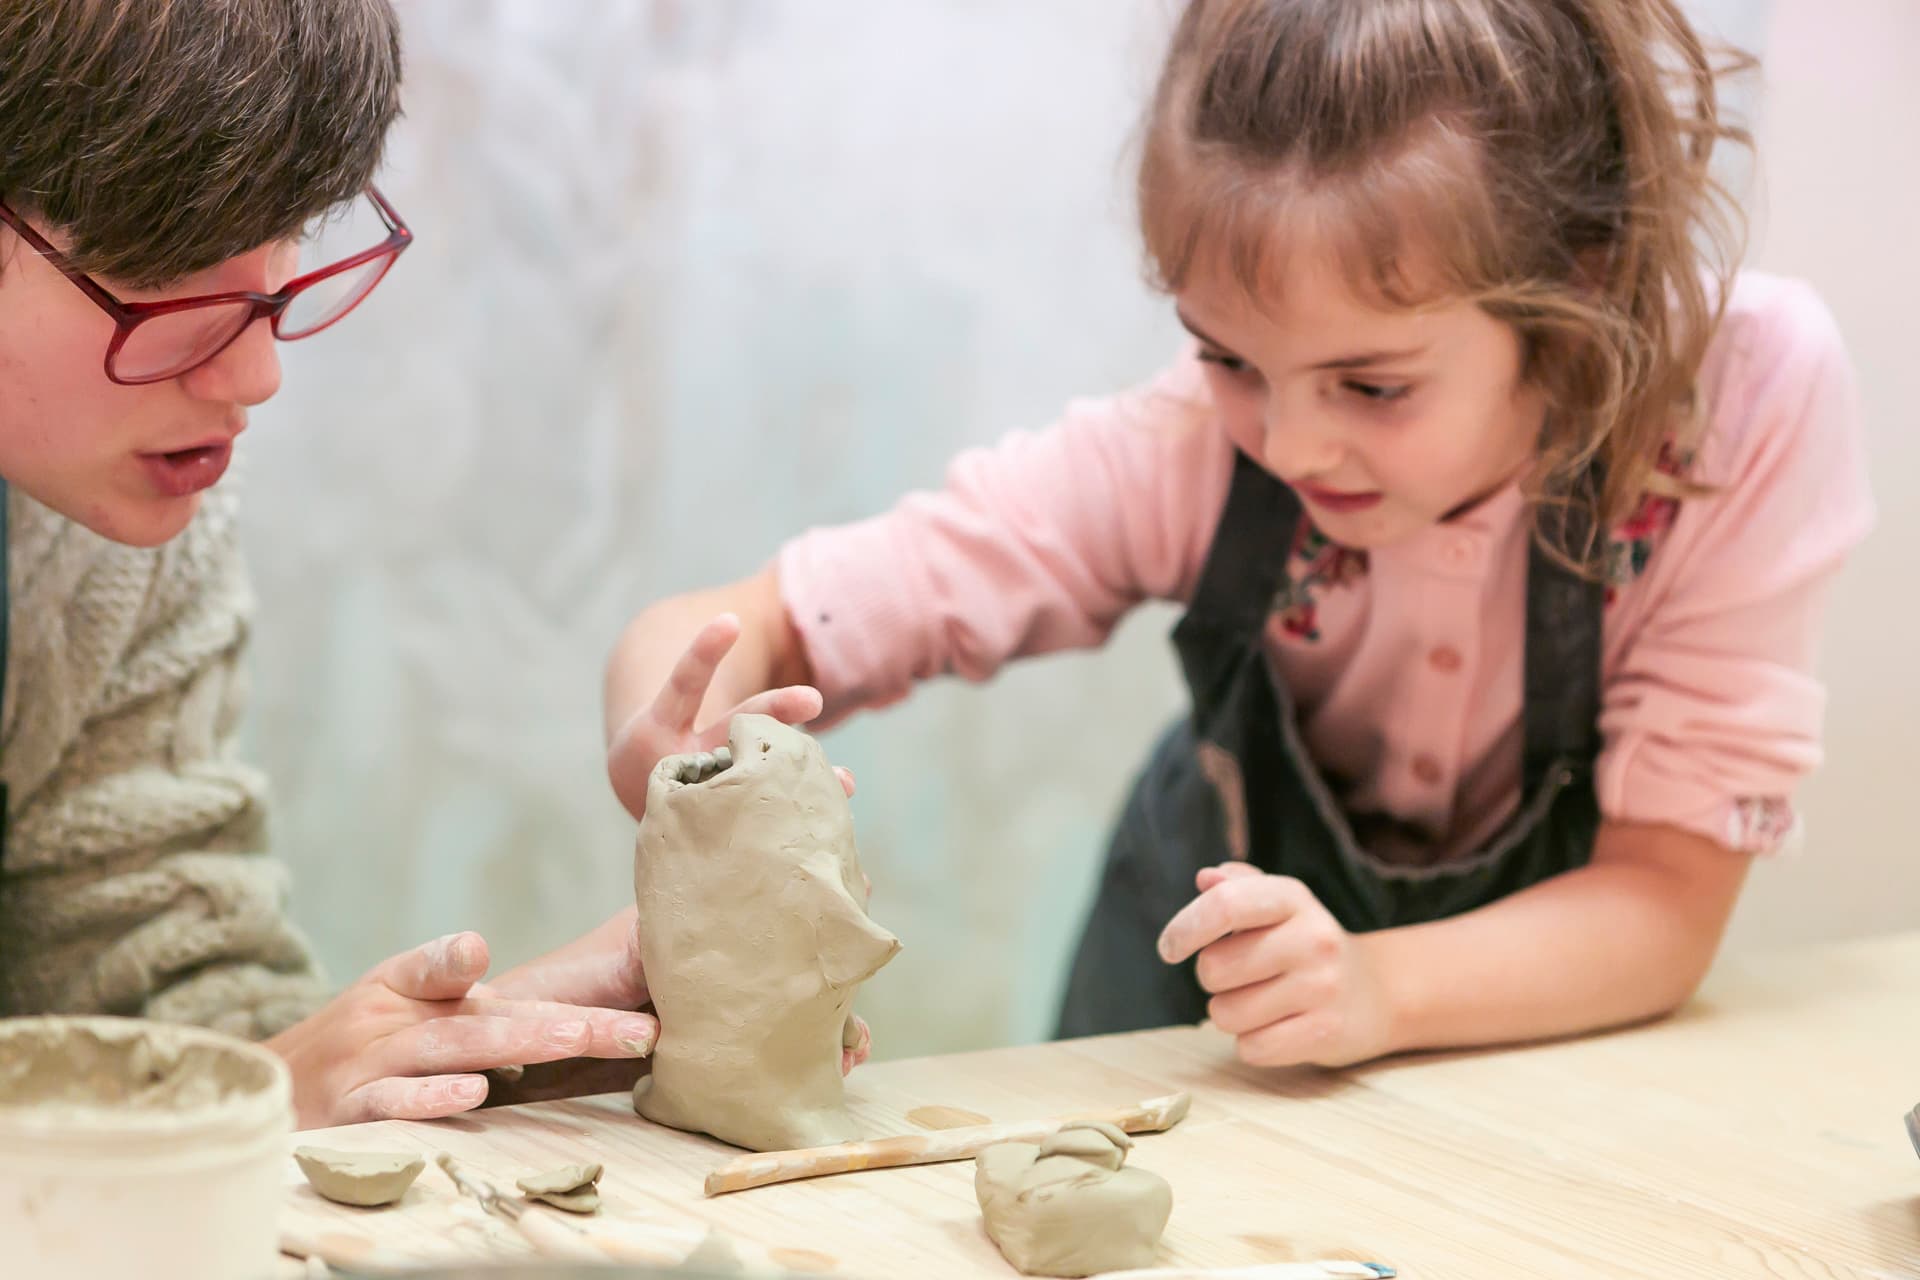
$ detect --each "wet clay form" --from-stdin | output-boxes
[974,1122,1173,1278]
[292,1148,425,1208]
[517,1162,603,1213]
[633,714,900,1152]
[0,1018,276,1116]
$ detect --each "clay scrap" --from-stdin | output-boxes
[975,1122,1173,1278]
[516,1161,603,1214]
[292,1147,425,1208]
[633,714,900,1152]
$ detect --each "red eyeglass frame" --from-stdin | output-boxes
[0,185,413,385]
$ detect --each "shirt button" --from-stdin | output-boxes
[1412,754,1444,785]
[1429,646,1463,673]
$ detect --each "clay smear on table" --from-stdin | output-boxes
[975,1122,1173,1278]
[633,714,900,1152]
[292,1148,425,1207]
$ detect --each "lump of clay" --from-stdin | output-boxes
[974,1122,1173,1278]
[293,1147,425,1207]
[517,1162,603,1213]
[633,714,900,1152]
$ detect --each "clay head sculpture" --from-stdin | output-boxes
[633,714,900,1151]
[974,1122,1174,1277]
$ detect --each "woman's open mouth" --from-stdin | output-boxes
[140,442,233,498]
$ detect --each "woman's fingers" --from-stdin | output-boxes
[372,1013,598,1079]
[372,932,490,1002]
[339,1072,491,1124]
[455,999,658,1057]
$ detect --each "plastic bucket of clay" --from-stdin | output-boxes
[0,1014,293,1280]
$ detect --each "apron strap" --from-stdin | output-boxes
[1184,450,1304,638]
[1181,450,1605,795]
[1520,489,1607,794]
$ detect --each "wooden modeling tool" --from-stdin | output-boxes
[434,1153,608,1263]
[705,1091,1193,1195]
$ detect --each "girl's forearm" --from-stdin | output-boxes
[1363,821,1751,1053]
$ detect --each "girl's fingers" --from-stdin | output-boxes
[707,684,825,744]
[338,1072,491,1124]
[1158,875,1314,965]
[375,1014,594,1078]
[373,932,490,1002]
[836,766,856,797]
[651,614,742,734]
[1195,861,1262,892]
[841,1015,872,1076]
[1205,967,1328,1037]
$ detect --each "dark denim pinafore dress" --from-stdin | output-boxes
[1057,453,1605,1036]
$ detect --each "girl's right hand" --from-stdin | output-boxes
[605,613,849,821]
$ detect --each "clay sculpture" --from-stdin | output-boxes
[292,1148,425,1207]
[633,714,900,1151]
[974,1122,1173,1277]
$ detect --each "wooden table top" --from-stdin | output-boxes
[278,932,1920,1278]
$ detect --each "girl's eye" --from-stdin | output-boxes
[1198,348,1253,376]
[1344,379,1410,403]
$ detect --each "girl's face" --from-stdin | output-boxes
[1176,243,1546,548]
[0,223,289,547]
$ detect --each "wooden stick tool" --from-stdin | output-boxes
[704,1090,1193,1196]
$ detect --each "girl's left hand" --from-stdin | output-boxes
[1156,864,1394,1068]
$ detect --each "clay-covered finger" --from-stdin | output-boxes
[340,1072,490,1124]
[456,999,658,1058]
[651,614,742,734]
[373,932,490,1002]
[1156,875,1312,965]
[377,1014,593,1077]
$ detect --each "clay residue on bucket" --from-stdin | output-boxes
[0,1018,278,1118]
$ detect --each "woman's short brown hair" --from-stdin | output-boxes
[0,0,403,288]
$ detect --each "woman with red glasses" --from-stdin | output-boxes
[0,0,807,1128]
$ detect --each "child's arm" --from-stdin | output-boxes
[1156,821,1747,1066]
[603,357,1231,819]
[602,566,822,819]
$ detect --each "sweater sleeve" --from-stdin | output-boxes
[0,486,327,1039]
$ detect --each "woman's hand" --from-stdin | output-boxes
[1157,863,1394,1068]
[606,613,851,821]
[266,931,660,1128]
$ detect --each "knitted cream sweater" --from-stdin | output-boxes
[0,483,326,1038]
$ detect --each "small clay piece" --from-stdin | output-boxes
[292,1147,426,1208]
[516,1161,603,1214]
[633,714,900,1152]
[974,1122,1173,1278]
